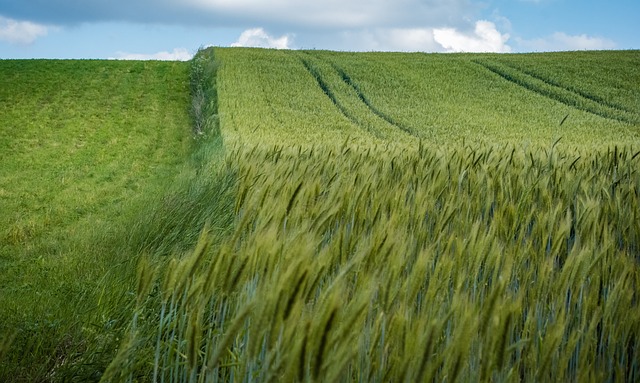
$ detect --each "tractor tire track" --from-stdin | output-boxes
[328,62,419,137]
[474,59,638,124]
[299,57,383,139]
[499,61,637,116]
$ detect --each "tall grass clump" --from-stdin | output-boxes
[106,140,640,382]
[126,47,234,257]
[126,135,235,257]
[190,47,220,137]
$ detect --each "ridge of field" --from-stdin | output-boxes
[217,48,639,147]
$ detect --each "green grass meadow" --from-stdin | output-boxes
[0,58,229,380]
[1,48,639,382]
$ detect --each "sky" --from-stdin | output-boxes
[0,0,638,60]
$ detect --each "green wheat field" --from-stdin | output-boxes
[1,48,639,382]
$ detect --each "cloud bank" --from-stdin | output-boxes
[231,28,292,49]
[1,0,489,51]
[517,32,616,51]
[0,0,623,53]
[0,15,48,44]
[111,48,193,61]
[310,21,510,52]
[0,0,475,30]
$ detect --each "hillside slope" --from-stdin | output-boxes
[100,48,639,382]
[217,48,640,147]
[1,49,639,382]
[0,59,195,380]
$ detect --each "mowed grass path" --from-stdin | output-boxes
[0,60,192,379]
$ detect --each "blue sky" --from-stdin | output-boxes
[0,0,638,59]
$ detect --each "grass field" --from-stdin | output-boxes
[0,59,199,380]
[1,48,639,382]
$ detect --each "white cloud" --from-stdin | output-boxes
[0,15,49,45]
[516,32,616,52]
[383,28,441,51]
[327,21,510,53]
[433,20,511,53]
[490,10,512,34]
[111,48,193,61]
[186,0,474,29]
[328,21,511,53]
[231,28,292,49]
[2,1,478,31]
[338,28,440,52]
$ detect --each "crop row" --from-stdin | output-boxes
[215,48,375,147]
[498,60,636,115]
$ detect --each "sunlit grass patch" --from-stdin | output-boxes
[0,59,196,380]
